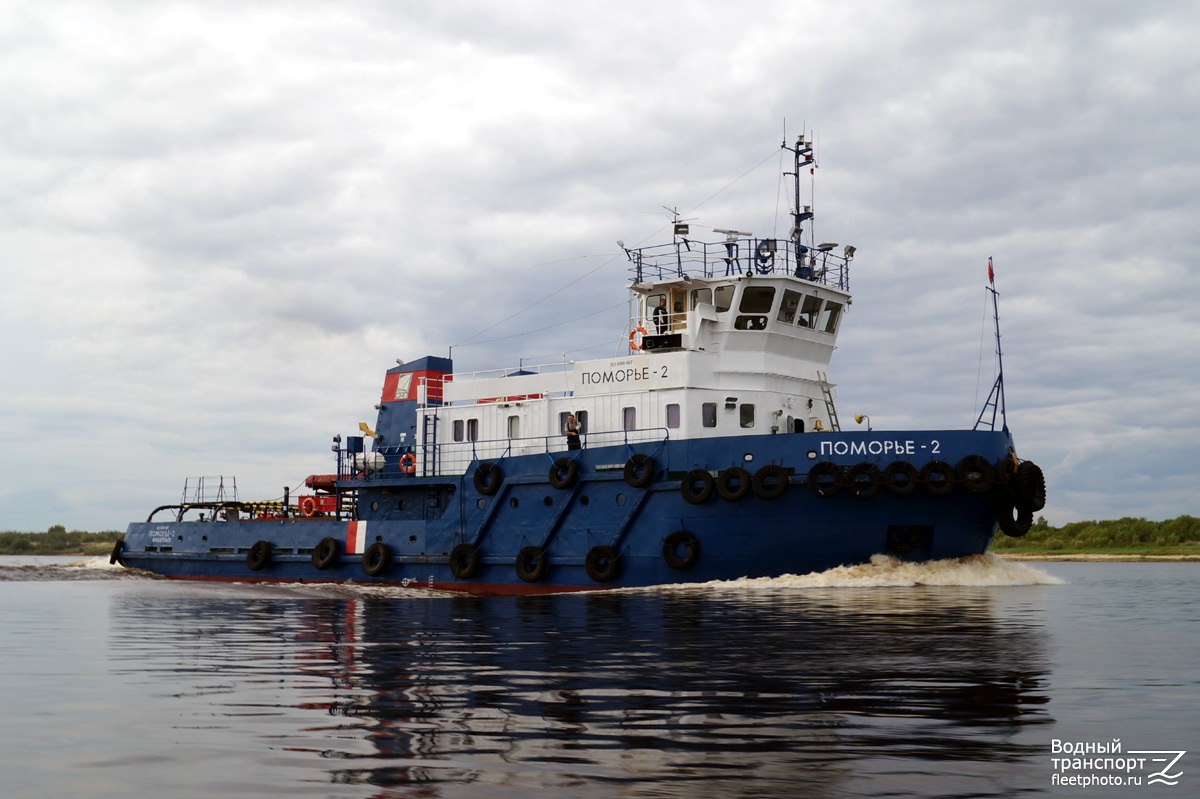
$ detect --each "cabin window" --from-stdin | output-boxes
[739,286,776,313]
[778,289,802,324]
[453,420,465,442]
[507,415,519,439]
[623,407,636,430]
[799,295,823,328]
[714,284,735,312]
[702,402,717,428]
[666,403,680,428]
[820,301,843,334]
[467,418,479,441]
[691,287,712,308]
[740,404,755,428]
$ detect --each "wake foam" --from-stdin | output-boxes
[654,553,1064,592]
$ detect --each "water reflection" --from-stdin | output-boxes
[109,585,1053,798]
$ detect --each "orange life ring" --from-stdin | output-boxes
[399,453,416,475]
[300,497,317,518]
[629,325,647,350]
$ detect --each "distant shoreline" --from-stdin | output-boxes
[998,553,1200,562]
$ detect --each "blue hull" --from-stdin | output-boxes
[120,429,1018,594]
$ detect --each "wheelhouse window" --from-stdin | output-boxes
[740,404,755,429]
[691,287,712,308]
[799,295,823,328]
[702,402,717,428]
[739,286,776,313]
[622,407,636,430]
[778,289,802,324]
[714,284,735,312]
[666,403,680,429]
[820,300,843,334]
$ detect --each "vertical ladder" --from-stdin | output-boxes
[817,371,841,432]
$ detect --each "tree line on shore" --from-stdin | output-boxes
[991,514,1200,551]
[2,516,1198,556]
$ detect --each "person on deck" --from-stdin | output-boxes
[564,414,582,450]
[652,297,669,333]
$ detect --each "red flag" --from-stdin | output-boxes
[987,257,994,285]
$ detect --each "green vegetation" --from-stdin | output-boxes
[992,515,1200,557]
[0,525,124,556]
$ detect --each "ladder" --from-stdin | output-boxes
[817,371,841,432]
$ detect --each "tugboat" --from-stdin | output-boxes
[115,136,1046,594]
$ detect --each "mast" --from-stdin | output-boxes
[782,134,815,270]
[974,258,1008,432]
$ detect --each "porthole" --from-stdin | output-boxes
[510,498,520,508]
[477,498,487,510]
[616,493,626,506]
[580,496,590,507]
[543,496,553,507]
[370,500,379,511]
[398,500,406,510]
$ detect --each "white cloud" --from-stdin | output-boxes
[1,0,1198,530]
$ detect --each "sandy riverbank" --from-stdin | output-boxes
[998,553,1200,562]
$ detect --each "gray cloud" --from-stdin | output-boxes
[2,1,1197,530]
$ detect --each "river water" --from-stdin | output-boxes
[0,555,1195,798]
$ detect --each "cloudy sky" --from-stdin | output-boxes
[2,1,1197,532]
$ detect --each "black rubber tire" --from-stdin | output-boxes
[473,462,502,496]
[996,503,1034,537]
[1015,461,1047,512]
[716,467,751,501]
[882,461,919,497]
[515,545,548,583]
[847,463,883,499]
[108,538,124,566]
[548,457,580,490]
[807,462,843,498]
[362,542,391,576]
[662,530,699,570]
[311,537,339,570]
[752,464,789,500]
[449,543,481,579]
[623,453,655,488]
[956,455,995,494]
[919,460,955,496]
[585,545,620,582]
[680,469,715,505]
[246,540,272,572]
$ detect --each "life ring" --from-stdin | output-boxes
[246,540,272,572]
[473,462,502,496]
[515,545,548,583]
[449,543,481,579]
[752,464,789,500]
[585,545,620,582]
[716,467,751,501]
[955,455,994,494]
[311,537,340,570]
[807,461,843,498]
[1014,461,1046,512]
[549,457,580,490]
[362,541,391,576]
[847,462,882,499]
[108,538,125,566]
[399,453,416,476]
[300,496,317,518]
[680,469,715,504]
[919,460,955,496]
[882,461,919,496]
[662,530,699,570]
[623,453,655,488]
[629,326,647,350]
